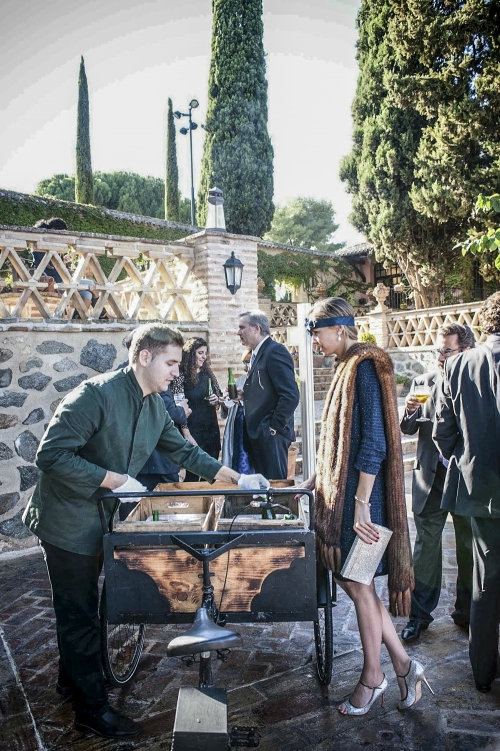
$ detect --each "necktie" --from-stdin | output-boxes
[250,352,256,369]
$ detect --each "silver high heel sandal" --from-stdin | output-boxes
[338,675,388,716]
[397,659,434,710]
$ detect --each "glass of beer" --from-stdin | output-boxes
[414,385,431,422]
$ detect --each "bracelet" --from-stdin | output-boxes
[355,494,371,507]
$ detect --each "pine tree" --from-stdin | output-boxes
[197,0,274,236]
[75,56,94,205]
[265,197,344,253]
[165,98,180,221]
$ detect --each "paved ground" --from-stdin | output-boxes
[1,504,500,751]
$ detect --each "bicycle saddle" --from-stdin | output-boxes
[167,607,242,657]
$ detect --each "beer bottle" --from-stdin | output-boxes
[205,376,213,401]
[228,368,237,400]
[261,503,276,521]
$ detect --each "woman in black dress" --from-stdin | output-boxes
[172,337,223,481]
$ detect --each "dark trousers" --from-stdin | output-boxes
[41,540,107,711]
[410,464,473,624]
[244,426,290,480]
[469,516,500,687]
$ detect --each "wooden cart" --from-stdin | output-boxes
[98,481,335,688]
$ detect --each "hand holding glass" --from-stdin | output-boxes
[414,385,431,422]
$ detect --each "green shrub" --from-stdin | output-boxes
[359,331,377,344]
[395,373,409,384]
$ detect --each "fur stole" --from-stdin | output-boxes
[315,342,413,617]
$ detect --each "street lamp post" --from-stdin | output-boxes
[174,99,199,226]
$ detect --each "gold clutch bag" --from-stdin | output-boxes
[340,524,393,585]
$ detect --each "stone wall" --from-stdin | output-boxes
[0,321,207,554]
[388,346,435,379]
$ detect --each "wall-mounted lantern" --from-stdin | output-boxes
[223,251,244,295]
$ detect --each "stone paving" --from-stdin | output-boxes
[1,502,500,750]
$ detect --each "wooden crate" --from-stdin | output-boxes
[115,489,224,533]
[215,495,307,531]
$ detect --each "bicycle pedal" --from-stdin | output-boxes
[230,726,260,747]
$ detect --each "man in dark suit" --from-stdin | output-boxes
[238,310,299,479]
[434,292,500,692]
[400,324,474,642]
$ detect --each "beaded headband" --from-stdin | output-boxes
[304,316,355,335]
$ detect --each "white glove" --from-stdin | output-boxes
[112,475,147,502]
[237,473,270,492]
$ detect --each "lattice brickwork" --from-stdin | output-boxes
[355,316,371,338]
[269,302,298,328]
[0,228,195,322]
[385,302,486,348]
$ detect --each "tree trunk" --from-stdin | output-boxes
[397,254,441,309]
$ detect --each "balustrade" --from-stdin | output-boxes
[384,301,486,347]
[0,227,195,322]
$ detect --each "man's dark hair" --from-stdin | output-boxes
[479,292,500,335]
[33,217,68,231]
[438,323,476,349]
[129,324,184,364]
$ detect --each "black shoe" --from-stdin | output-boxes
[451,610,470,628]
[475,682,491,693]
[474,659,500,693]
[74,705,140,739]
[401,620,428,642]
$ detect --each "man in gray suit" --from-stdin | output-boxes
[400,323,475,642]
[434,292,500,692]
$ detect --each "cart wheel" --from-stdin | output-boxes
[100,583,146,686]
[314,565,334,686]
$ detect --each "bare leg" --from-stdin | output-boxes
[335,576,411,710]
[377,596,411,698]
[336,578,384,711]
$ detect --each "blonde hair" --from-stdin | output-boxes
[307,297,358,341]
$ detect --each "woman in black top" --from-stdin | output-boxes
[171,337,223,481]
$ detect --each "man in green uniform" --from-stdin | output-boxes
[23,323,267,739]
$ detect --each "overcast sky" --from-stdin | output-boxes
[0,0,363,244]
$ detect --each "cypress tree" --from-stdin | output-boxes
[197,0,274,236]
[75,56,94,205]
[165,98,180,221]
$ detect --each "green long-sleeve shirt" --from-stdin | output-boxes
[23,367,222,555]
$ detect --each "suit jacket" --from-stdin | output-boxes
[433,336,500,517]
[139,386,186,477]
[400,370,441,514]
[243,337,299,443]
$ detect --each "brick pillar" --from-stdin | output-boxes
[186,230,259,383]
[368,309,389,348]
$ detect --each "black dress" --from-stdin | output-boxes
[172,371,222,481]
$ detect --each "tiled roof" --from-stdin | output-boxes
[334,242,373,257]
[257,238,373,260]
